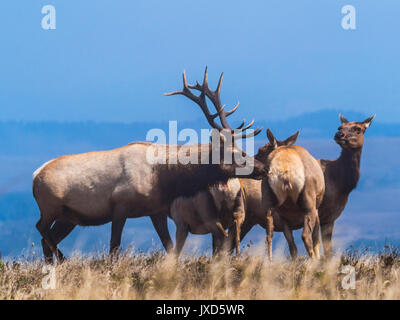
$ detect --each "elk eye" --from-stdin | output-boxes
[353,127,361,133]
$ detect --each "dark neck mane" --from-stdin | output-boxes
[254,151,267,164]
[332,147,362,193]
[157,144,230,204]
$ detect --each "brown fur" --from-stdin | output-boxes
[317,114,374,258]
[169,178,245,256]
[34,69,266,263]
[238,115,374,259]
[33,140,265,263]
[229,130,325,260]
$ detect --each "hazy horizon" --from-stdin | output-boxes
[0,111,398,259]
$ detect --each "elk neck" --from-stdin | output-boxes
[334,147,362,193]
[157,144,231,204]
[254,151,267,165]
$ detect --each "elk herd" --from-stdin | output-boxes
[32,68,375,263]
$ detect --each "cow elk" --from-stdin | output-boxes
[33,68,266,263]
[238,114,374,260]
[270,114,375,258]
[251,129,325,260]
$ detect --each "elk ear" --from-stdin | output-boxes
[362,114,375,129]
[339,113,349,124]
[266,129,278,149]
[283,131,300,146]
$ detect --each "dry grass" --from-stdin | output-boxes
[1,246,400,300]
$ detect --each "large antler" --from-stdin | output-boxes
[165,67,262,139]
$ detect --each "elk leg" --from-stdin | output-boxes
[298,188,319,260]
[265,209,274,261]
[41,238,54,264]
[281,220,298,259]
[42,220,76,263]
[110,216,127,256]
[226,225,236,254]
[223,223,238,255]
[227,217,256,254]
[320,222,334,259]
[234,219,241,256]
[301,209,318,259]
[36,217,59,263]
[225,216,254,254]
[211,232,225,256]
[150,214,173,253]
[312,213,321,260]
[174,222,189,257]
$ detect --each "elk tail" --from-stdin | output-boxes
[283,178,292,192]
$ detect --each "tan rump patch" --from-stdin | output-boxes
[33,159,56,179]
[267,149,305,206]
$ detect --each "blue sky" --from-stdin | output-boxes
[0,1,399,123]
[0,1,399,257]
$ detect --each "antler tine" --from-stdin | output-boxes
[183,70,188,88]
[216,72,223,96]
[211,105,225,119]
[203,66,209,87]
[252,126,263,137]
[164,70,189,96]
[164,70,223,131]
[187,68,231,130]
[234,126,263,139]
[225,102,239,117]
[235,119,245,130]
[165,68,261,137]
[238,119,255,132]
[203,73,231,129]
[201,72,258,136]
[187,67,209,92]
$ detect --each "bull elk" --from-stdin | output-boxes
[33,68,266,263]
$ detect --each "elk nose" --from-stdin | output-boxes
[335,132,344,139]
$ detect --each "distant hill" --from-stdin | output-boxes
[0,109,399,258]
[264,110,400,138]
[0,109,397,157]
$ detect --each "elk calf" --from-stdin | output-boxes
[170,178,245,256]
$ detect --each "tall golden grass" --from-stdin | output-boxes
[1,246,399,300]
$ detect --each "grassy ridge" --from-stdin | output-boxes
[1,246,400,300]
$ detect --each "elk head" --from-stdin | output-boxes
[334,114,375,149]
[255,129,300,163]
[165,67,266,180]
